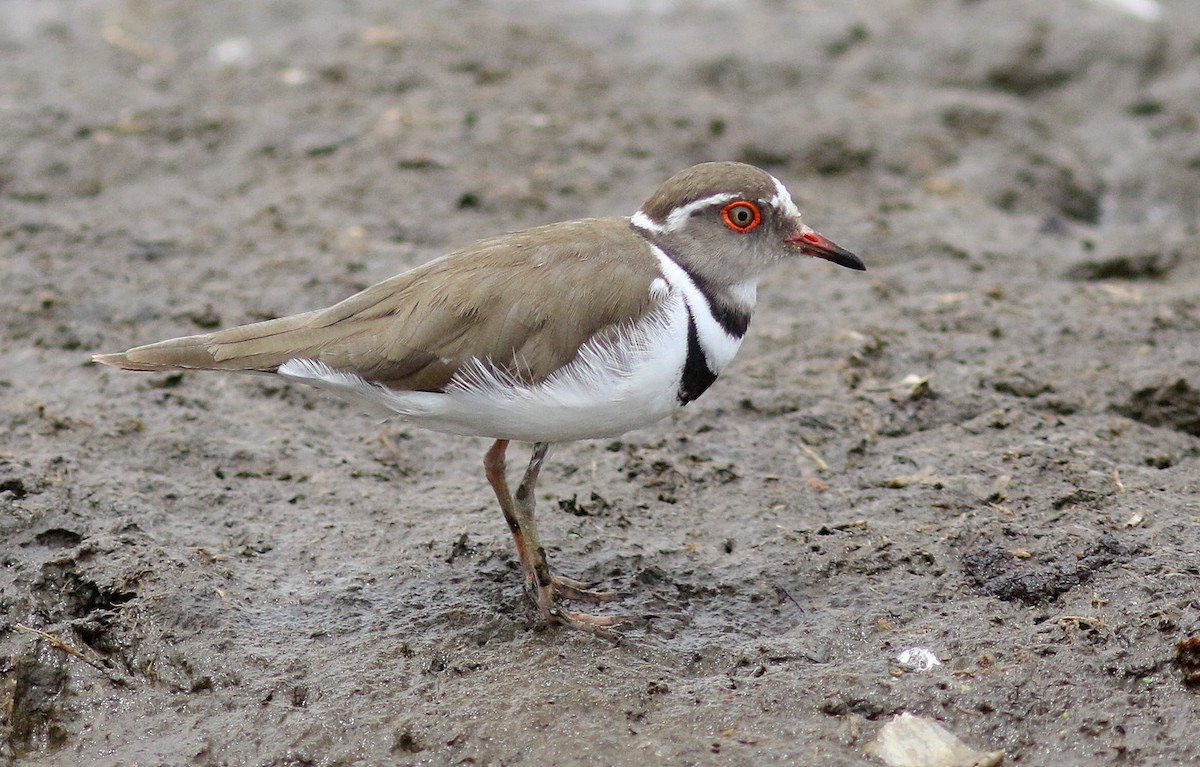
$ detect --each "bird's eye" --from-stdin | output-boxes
[721,201,761,233]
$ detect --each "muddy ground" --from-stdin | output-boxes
[3,0,1200,764]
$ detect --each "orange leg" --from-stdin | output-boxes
[483,439,626,635]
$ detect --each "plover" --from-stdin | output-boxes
[94,161,865,635]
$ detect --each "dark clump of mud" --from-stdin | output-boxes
[1115,378,1200,437]
[3,1,1200,765]
[5,656,71,756]
[963,535,1131,604]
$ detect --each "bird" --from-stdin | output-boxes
[93,161,865,636]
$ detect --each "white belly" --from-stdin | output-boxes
[277,293,693,443]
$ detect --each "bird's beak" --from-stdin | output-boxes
[786,226,865,271]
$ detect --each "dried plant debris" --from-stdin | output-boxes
[1113,379,1200,437]
[557,491,612,517]
[1177,636,1200,687]
[866,713,1004,767]
[962,535,1130,604]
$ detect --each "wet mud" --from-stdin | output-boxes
[3,1,1200,764]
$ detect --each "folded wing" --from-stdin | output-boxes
[93,219,662,392]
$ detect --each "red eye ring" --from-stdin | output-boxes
[721,201,761,233]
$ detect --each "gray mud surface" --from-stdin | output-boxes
[3,1,1200,764]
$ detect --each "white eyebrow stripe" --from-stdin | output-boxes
[631,192,739,236]
[768,174,802,220]
[629,210,665,234]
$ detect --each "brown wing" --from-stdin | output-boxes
[93,218,662,392]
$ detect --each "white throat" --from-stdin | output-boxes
[648,245,747,375]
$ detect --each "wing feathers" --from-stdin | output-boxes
[93,335,219,371]
[93,218,662,392]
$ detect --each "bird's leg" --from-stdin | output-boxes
[512,442,625,633]
[484,439,535,582]
[484,440,626,634]
[510,441,556,597]
[513,443,622,604]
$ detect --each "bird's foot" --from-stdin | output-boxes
[551,574,624,604]
[524,574,631,639]
[544,604,630,641]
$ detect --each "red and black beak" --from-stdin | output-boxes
[787,227,865,271]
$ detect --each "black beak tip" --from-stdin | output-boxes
[841,251,867,271]
[819,246,866,272]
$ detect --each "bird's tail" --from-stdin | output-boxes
[92,310,328,373]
